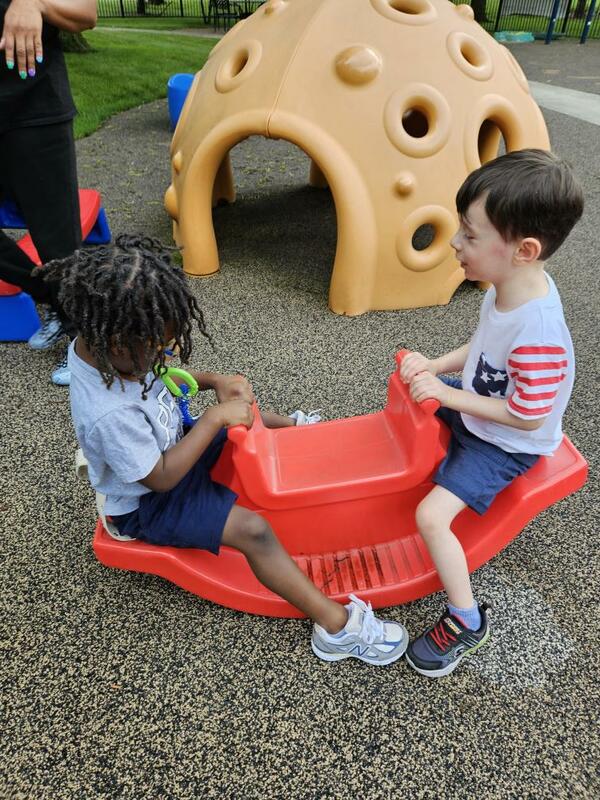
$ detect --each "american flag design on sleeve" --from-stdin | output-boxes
[507,345,568,418]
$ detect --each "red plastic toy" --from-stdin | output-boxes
[93,351,588,617]
[0,189,107,295]
[0,189,111,342]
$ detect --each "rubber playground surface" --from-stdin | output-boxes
[1,39,598,799]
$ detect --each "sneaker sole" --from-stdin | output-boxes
[405,628,490,678]
[311,626,409,666]
[29,336,66,351]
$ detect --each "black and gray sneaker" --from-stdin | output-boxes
[28,310,65,350]
[405,603,492,678]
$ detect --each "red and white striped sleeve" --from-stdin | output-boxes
[507,345,569,419]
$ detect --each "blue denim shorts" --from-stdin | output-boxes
[110,429,237,554]
[434,377,539,515]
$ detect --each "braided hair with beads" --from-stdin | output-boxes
[38,234,211,397]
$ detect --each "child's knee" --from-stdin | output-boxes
[415,497,442,538]
[230,512,275,553]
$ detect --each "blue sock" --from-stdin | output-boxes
[448,601,481,631]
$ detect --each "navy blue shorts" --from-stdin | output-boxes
[433,377,539,515]
[110,429,237,554]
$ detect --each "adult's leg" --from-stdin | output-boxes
[0,122,81,331]
[221,505,348,633]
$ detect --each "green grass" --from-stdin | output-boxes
[65,29,215,138]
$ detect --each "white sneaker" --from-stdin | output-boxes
[28,311,65,350]
[311,594,408,666]
[289,409,322,426]
[51,351,70,386]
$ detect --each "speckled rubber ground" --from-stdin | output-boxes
[1,39,598,800]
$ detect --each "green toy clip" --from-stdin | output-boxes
[154,366,199,399]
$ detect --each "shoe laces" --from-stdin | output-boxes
[347,594,383,644]
[55,353,68,370]
[429,619,458,651]
[304,409,322,424]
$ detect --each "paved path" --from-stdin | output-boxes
[530,81,600,126]
[96,25,221,38]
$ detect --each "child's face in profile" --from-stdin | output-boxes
[450,196,517,285]
[109,325,177,380]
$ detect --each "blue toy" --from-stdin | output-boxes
[0,191,111,246]
[0,291,41,341]
[167,73,195,130]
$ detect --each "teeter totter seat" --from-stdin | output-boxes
[92,352,588,617]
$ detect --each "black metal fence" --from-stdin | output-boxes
[99,1,202,17]
[464,0,599,41]
[97,1,260,23]
[97,0,600,41]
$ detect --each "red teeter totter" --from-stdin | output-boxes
[93,351,588,617]
[0,189,110,341]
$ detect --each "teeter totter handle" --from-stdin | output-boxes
[395,349,440,416]
[227,350,440,444]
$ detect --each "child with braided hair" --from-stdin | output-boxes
[38,234,409,665]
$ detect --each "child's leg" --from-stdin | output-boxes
[415,485,472,608]
[260,411,296,429]
[406,485,490,677]
[221,505,347,633]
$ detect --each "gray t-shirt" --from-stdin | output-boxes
[68,340,183,515]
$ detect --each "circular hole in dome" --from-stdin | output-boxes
[478,119,508,164]
[228,49,249,79]
[402,108,429,138]
[460,40,484,68]
[412,223,436,251]
[388,0,427,14]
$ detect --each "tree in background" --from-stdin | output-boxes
[60,31,93,53]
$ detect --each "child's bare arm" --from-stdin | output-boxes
[401,343,471,383]
[410,372,544,431]
[140,400,253,492]
[191,372,254,404]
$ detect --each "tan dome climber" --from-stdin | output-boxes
[165,0,550,316]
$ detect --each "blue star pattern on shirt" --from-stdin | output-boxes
[472,353,509,398]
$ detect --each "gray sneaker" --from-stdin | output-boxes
[312,594,408,666]
[28,311,65,350]
[51,351,70,386]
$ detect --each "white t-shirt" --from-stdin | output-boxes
[461,274,574,455]
[68,340,183,515]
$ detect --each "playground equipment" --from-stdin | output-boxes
[165,0,550,315]
[167,73,195,129]
[93,351,588,617]
[0,189,111,342]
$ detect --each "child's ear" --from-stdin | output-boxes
[514,237,543,264]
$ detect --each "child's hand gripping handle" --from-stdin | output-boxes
[395,349,440,415]
[227,402,259,445]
